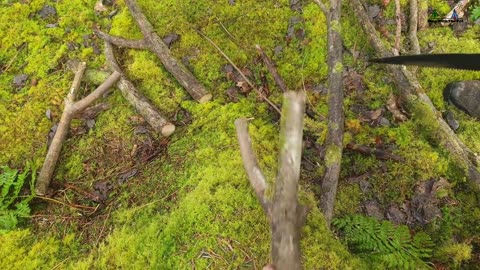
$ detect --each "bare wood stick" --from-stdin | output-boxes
[235,92,307,270]
[195,29,281,114]
[313,0,329,15]
[234,118,270,214]
[124,0,211,103]
[271,91,306,270]
[36,64,121,196]
[417,0,429,30]
[346,143,405,162]
[104,41,175,136]
[408,0,420,54]
[319,0,345,226]
[255,45,288,93]
[351,0,480,186]
[93,28,148,49]
[394,0,402,55]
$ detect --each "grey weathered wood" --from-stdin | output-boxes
[104,41,175,136]
[36,64,121,195]
[319,0,345,225]
[124,0,211,103]
[271,91,306,270]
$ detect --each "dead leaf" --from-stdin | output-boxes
[236,81,251,93]
[358,108,384,122]
[93,181,113,202]
[162,33,180,48]
[225,87,239,102]
[117,168,138,185]
[94,1,108,12]
[386,94,407,122]
[344,70,365,93]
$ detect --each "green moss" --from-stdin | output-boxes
[435,243,472,268]
[0,229,81,270]
[325,144,342,167]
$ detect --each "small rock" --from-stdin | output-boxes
[443,111,459,131]
[368,5,380,19]
[46,23,58,28]
[228,0,235,5]
[443,80,480,118]
[475,19,480,25]
[13,74,28,88]
[38,5,57,19]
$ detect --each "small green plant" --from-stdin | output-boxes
[0,165,35,233]
[333,215,434,269]
[471,5,480,21]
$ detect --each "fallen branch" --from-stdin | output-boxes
[94,0,212,103]
[351,0,480,186]
[315,0,345,225]
[103,41,175,136]
[394,0,402,55]
[418,0,429,30]
[408,0,421,54]
[346,143,406,162]
[93,29,148,49]
[36,63,121,196]
[255,45,288,93]
[235,91,307,270]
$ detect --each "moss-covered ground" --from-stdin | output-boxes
[1,0,479,268]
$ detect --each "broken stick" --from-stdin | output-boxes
[36,63,121,196]
[122,0,211,103]
[103,41,175,136]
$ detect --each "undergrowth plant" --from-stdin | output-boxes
[333,215,434,269]
[0,165,35,233]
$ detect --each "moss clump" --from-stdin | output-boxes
[0,229,81,270]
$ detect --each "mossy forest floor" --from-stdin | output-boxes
[1,0,480,269]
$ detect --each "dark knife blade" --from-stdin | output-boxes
[369,54,480,71]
